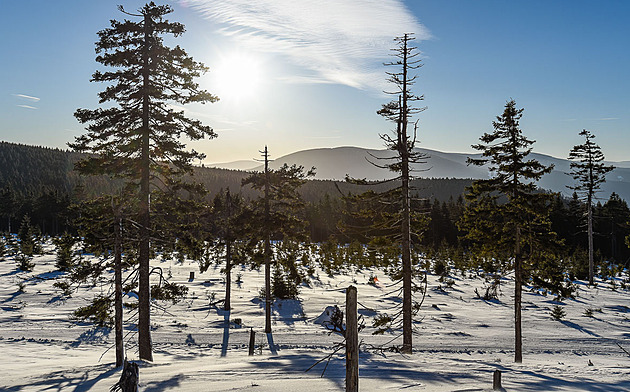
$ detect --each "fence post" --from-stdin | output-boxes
[493,369,502,390]
[346,285,358,392]
[248,328,256,356]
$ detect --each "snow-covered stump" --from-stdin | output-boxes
[346,285,358,392]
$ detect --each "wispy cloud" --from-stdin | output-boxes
[17,104,38,110]
[13,94,40,102]
[183,0,428,91]
[598,117,619,121]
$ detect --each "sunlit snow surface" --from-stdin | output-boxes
[1,244,630,391]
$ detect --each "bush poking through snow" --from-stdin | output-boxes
[271,266,299,300]
[550,305,566,321]
[53,232,77,272]
[475,275,501,301]
[583,307,602,318]
[53,281,73,297]
[15,253,34,272]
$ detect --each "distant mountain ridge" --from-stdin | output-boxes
[210,146,630,202]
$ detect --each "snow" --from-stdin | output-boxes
[1,246,630,391]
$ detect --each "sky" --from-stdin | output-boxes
[1,1,629,165]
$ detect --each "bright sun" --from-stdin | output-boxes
[213,52,263,103]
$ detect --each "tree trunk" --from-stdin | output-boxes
[114,214,124,367]
[400,35,413,355]
[587,194,594,286]
[224,190,232,311]
[514,225,523,363]
[138,12,153,362]
[345,286,358,392]
[263,147,272,334]
[401,137,412,354]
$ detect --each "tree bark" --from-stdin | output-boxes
[587,192,594,286]
[346,286,358,392]
[114,214,124,367]
[224,189,232,311]
[400,34,413,355]
[138,12,153,362]
[514,225,523,363]
[263,147,272,334]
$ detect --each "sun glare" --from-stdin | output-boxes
[213,52,263,103]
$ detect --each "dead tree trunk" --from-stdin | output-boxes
[110,359,139,392]
[346,285,358,392]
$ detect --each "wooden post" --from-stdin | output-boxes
[346,285,358,392]
[189,271,194,282]
[248,328,256,356]
[493,369,502,390]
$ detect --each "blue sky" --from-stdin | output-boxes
[1,1,628,164]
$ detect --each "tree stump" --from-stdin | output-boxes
[110,359,139,392]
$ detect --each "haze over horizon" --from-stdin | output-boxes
[1,1,628,164]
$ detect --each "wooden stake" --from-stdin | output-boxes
[493,369,502,390]
[248,328,256,356]
[346,285,358,392]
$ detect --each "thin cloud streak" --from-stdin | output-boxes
[184,0,429,92]
[13,94,40,102]
[17,104,38,110]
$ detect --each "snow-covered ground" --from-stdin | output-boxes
[1,246,630,391]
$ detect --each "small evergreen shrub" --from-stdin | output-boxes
[550,305,566,321]
[18,216,36,257]
[271,266,299,300]
[53,281,73,297]
[15,253,34,272]
[53,232,77,272]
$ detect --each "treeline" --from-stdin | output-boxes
[2,141,630,274]
[0,141,472,234]
[1,141,472,203]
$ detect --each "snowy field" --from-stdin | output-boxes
[1,245,630,391]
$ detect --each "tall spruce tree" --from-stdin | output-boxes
[568,129,614,285]
[204,188,247,311]
[460,99,553,363]
[69,2,218,361]
[242,147,314,333]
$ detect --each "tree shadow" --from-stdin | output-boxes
[452,356,630,391]
[252,297,306,326]
[143,374,185,391]
[559,320,600,337]
[267,332,278,355]
[69,327,111,348]
[3,363,117,392]
[273,299,306,326]
[221,311,230,357]
[605,305,630,313]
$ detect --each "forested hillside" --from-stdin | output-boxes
[2,141,630,269]
[0,141,472,203]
